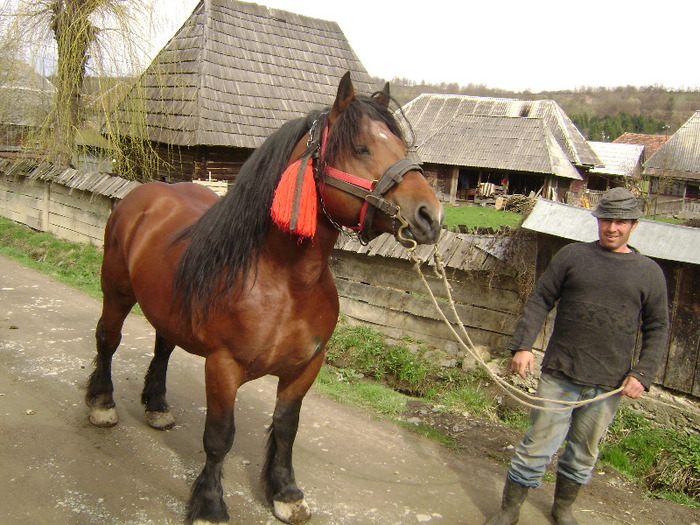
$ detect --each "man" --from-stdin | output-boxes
[484,187,669,525]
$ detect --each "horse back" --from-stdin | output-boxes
[102,182,219,335]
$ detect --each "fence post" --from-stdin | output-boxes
[42,182,50,233]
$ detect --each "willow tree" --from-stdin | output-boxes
[3,0,157,168]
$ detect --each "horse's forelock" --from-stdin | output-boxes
[324,95,405,165]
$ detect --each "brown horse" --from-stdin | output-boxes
[85,72,443,524]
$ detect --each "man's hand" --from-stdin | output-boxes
[620,376,645,399]
[511,350,534,380]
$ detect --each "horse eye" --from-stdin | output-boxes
[357,145,371,156]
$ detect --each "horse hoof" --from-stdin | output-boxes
[146,410,175,430]
[273,498,311,524]
[89,407,118,427]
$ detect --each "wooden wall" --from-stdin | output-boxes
[330,243,526,357]
[155,143,251,182]
[0,173,114,245]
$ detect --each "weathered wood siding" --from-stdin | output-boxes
[0,159,138,245]
[153,144,250,182]
[331,232,528,356]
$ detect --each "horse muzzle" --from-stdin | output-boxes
[394,201,443,248]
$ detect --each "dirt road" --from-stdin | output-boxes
[1,254,698,525]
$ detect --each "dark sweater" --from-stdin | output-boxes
[508,241,669,390]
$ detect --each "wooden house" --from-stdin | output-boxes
[109,0,375,182]
[399,94,601,205]
[643,111,700,217]
[613,132,669,164]
[0,59,55,154]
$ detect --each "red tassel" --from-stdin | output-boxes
[271,159,317,238]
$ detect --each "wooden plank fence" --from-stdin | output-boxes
[331,231,531,358]
[0,159,138,245]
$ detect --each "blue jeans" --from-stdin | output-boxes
[507,373,622,487]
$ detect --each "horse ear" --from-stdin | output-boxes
[329,71,354,123]
[374,82,391,108]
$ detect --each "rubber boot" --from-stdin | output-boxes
[551,472,582,525]
[483,477,529,525]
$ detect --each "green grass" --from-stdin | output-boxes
[600,409,700,507]
[442,204,522,231]
[0,217,103,298]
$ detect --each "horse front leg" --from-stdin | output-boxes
[263,355,323,524]
[141,332,176,430]
[186,352,241,525]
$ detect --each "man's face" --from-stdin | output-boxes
[597,218,638,252]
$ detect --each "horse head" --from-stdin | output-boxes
[317,73,443,246]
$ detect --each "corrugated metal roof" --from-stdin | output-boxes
[419,114,581,179]
[111,0,374,149]
[522,198,700,265]
[401,94,602,171]
[644,111,700,180]
[589,141,644,177]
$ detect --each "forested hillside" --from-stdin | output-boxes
[377,77,700,141]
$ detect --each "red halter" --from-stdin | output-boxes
[316,119,424,243]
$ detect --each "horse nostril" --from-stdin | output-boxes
[415,204,442,241]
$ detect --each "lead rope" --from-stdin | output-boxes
[396,225,623,411]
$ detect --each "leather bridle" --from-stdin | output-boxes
[299,114,424,244]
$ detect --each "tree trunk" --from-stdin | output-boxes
[50,0,98,167]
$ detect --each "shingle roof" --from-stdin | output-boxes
[0,158,139,199]
[643,111,700,181]
[401,94,601,172]
[588,141,644,177]
[110,0,374,148]
[613,132,669,157]
[419,114,581,179]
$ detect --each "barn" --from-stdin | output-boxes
[109,0,376,182]
[399,94,602,205]
[585,141,644,204]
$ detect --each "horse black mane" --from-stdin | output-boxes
[172,93,406,321]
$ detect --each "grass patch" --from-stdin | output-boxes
[442,204,522,231]
[325,320,512,423]
[0,217,103,298]
[600,409,700,507]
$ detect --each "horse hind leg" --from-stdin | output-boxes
[141,332,176,430]
[86,297,134,427]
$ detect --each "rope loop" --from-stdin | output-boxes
[407,234,623,411]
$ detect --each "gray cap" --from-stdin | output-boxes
[592,187,642,219]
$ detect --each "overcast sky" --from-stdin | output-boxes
[156,0,697,93]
